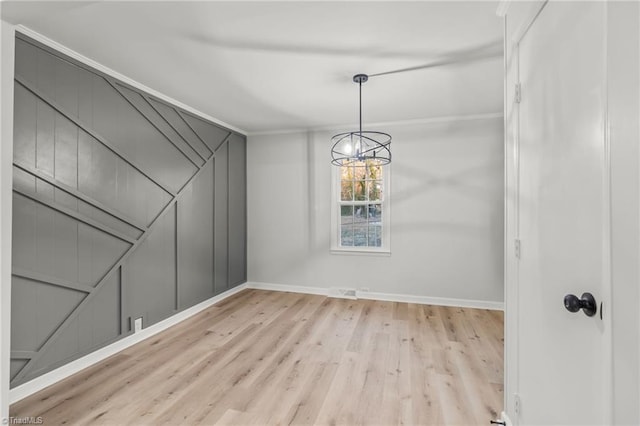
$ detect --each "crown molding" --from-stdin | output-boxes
[247,112,504,137]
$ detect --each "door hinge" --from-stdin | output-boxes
[514,239,521,259]
[515,83,522,103]
[514,393,522,415]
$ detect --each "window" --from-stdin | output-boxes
[332,160,390,253]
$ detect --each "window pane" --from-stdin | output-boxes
[368,181,383,201]
[353,163,368,181]
[353,225,368,246]
[368,225,381,247]
[354,180,366,201]
[366,204,382,224]
[366,162,382,180]
[341,181,354,201]
[340,225,354,246]
[353,205,367,224]
[340,164,353,182]
[340,205,353,224]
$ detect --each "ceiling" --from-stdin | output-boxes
[1,1,504,134]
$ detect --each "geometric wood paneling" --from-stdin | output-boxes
[124,204,177,327]
[214,141,229,295]
[76,128,171,228]
[9,360,29,383]
[13,82,171,230]
[10,33,246,388]
[147,97,213,161]
[14,37,198,194]
[177,160,215,309]
[26,271,121,378]
[89,76,198,194]
[11,193,131,288]
[182,111,232,154]
[228,134,247,286]
[113,84,206,169]
[12,166,144,242]
[10,276,86,353]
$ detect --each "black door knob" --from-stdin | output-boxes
[564,292,597,317]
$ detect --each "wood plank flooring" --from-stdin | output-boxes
[10,289,504,425]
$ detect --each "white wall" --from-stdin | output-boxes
[0,19,15,422]
[248,116,504,304]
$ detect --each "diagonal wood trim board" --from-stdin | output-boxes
[247,281,505,311]
[10,281,503,404]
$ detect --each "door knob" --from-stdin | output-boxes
[564,292,597,317]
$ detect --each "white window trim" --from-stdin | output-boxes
[330,163,391,255]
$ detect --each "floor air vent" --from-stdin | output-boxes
[328,288,357,299]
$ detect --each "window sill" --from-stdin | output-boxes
[330,248,391,257]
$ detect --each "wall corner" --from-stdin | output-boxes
[0,18,16,422]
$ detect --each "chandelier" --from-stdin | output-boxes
[330,74,391,166]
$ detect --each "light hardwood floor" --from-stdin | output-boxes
[10,289,504,425]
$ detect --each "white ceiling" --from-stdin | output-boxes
[1,1,504,134]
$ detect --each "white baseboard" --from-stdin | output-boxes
[247,281,328,296]
[247,281,504,311]
[9,283,248,404]
[356,290,504,311]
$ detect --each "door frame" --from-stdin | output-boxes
[504,1,613,423]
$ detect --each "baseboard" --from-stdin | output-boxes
[356,290,504,311]
[9,283,248,404]
[246,281,504,311]
[246,281,328,296]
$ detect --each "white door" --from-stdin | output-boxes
[516,1,610,424]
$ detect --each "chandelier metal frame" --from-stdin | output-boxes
[330,74,392,166]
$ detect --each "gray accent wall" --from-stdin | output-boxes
[228,134,247,287]
[10,34,247,387]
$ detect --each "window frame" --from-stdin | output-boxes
[330,161,391,255]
